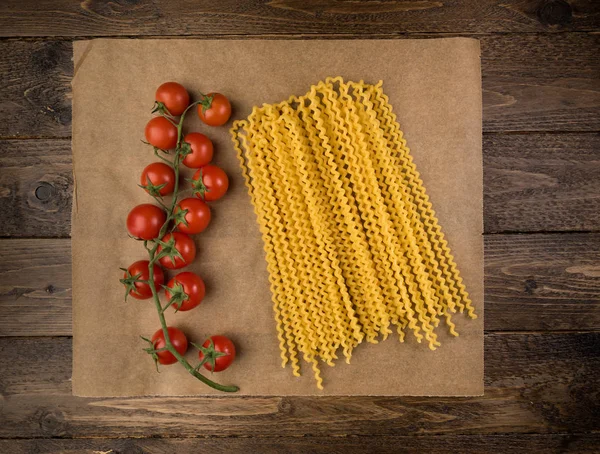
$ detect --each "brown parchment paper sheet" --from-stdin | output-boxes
[71,39,483,397]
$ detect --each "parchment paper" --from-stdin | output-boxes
[72,39,483,397]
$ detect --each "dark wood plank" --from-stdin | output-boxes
[481,33,600,132]
[1,34,599,140]
[0,332,598,437]
[485,233,600,331]
[0,239,71,337]
[2,133,598,238]
[1,434,599,453]
[481,34,600,131]
[484,133,600,233]
[0,0,598,36]
[0,140,73,238]
[1,233,599,336]
[0,41,72,138]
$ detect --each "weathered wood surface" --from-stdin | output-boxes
[0,239,71,336]
[1,234,599,336]
[480,33,600,133]
[1,34,599,139]
[483,133,600,233]
[0,332,598,437]
[1,133,598,239]
[1,1,598,448]
[0,41,72,139]
[0,0,598,36]
[1,434,599,454]
[0,140,72,238]
[484,233,600,331]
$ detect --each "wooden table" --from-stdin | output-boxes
[0,1,599,452]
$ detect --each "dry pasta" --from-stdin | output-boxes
[230,77,477,389]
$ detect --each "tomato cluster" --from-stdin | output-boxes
[120,82,236,378]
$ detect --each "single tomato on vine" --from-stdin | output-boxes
[165,272,206,312]
[127,204,166,240]
[157,232,196,269]
[155,82,189,116]
[140,162,176,196]
[198,335,236,372]
[174,198,211,234]
[120,260,165,300]
[182,132,214,168]
[151,327,188,365]
[145,116,178,150]
[191,165,229,202]
[198,93,231,126]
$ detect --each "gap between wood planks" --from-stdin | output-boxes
[0,434,597,454]
[487,230,600,235]
[0,433,598,441]
[1,30,599,41]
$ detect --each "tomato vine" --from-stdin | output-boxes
[124,98,239,393]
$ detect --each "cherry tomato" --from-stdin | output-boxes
[158,232,196,269]
[140,162,176,196]
[145,116,177,150]
[151,327,188,365]
[198,93,231,127]
[182,133,214,169]
[155,82,189,116]
[199,335,236,372]
[127,204,166,240]
[165,272,206,312]
[121,260,164,300]
[174,198,211,234]
[191,165,229,202]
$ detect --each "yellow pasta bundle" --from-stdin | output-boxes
[230,77,477,389]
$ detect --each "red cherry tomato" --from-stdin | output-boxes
[165,272,206,312]
[121,260,164,300]
[199,335,236,372]
[174,198,211,234]
[140,162,176,196]
[127,204,166,240]
[157,232,196,269]
[155,82,189,116]
[198,93,231,127]
[182,133,214,169]
[191,165,229,202]
[151,327,188,365]
[145,116,177,150]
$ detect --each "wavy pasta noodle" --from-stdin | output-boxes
[230,77,477,389]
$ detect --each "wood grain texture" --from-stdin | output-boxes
[0,0,598,36]
[483,133,600,233]
[0,34,599,140]
[0,240,72,337]
[0,140,73,238]
[0,4,598,447]
[1,133,598,239]
[1,235,599,336]
[1,434,599,453]
[485,233,600,331]
[481,33,600,132]
[0,332,598,437]
[0,41,72,138]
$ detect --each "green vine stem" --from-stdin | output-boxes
[142,100,239,393]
